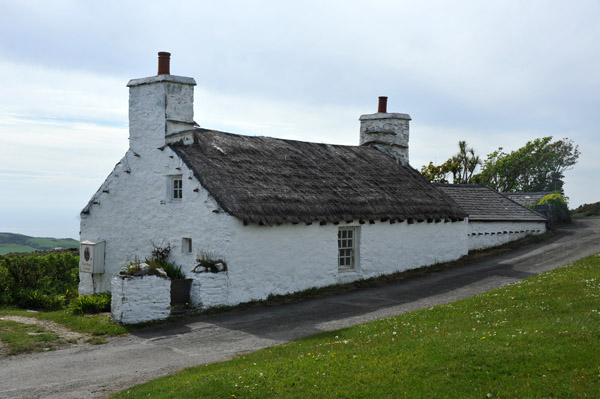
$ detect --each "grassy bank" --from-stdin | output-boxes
[113,253,600,398]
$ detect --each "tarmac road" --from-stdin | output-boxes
[2,218,600,399]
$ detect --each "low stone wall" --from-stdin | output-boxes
[190,272,229,309]
[111,275,171,324]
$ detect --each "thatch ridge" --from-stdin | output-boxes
[170,129,467,225]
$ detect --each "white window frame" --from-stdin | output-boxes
[169,175,183,202]
[338,227,359,272]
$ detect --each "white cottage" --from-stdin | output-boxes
[79,53,469,308]
[435,184,547,251]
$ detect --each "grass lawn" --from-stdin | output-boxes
[0,244,39,256]
[113,253,600,399]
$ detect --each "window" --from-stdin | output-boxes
[338,227,358,271]
[182,238,192,254]
[169,175,183,201]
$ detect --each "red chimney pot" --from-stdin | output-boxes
[378,96,388,113]
[157,52,171,75]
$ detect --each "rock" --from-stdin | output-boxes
[119,266,129,275]
[215,262,225,272]
[133,263,151,276]
[192,265,207,273]
[154,268,168,278]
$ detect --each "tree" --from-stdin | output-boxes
[420,141,481,184]
[419,161,450,183]
[473,137,580,193]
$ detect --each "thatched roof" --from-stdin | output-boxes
[169,129,467,226]
[434,184,546,222]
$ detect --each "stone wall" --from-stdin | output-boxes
[111,275,170,324]
[190,272,229,309]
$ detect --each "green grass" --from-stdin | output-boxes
[113,253,600,399]
[0,244,39,256]
[28,237,78,249]
[0,232,78,255]
[0,309,130,337]
[0,320,63,355]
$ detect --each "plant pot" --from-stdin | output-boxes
[170,278,193,305]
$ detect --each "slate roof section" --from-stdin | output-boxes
[503,191,553,207]
[169,129,467,226]
[434,184,546,222]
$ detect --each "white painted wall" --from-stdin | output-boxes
[79,145,234,294]
[222,219,468,306]
[111,275,170,324]
[190,273,229,308]
[468,221,546,251]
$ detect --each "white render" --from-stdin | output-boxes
[111,275,170,324]
[190,273,229,309]
[468,221,547,251]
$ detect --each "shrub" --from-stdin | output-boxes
[69,293,111,315]
[196,250,227,273]
[571,202,600,217]
[0,251,79,309]
[536,193,571,226]
[146,259,186,280]
[147,243,186,279]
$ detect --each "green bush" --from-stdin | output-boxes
[18,289,66,310]
[146,259,186,280]
[0,252,79,309]
[571,202,600,217]
[69,293,111,315]
[536,193,571,225]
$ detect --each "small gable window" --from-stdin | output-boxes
[169,175,183,201]
[182,237,192,254]
[338,227,358,271]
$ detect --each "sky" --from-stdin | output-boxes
[1,0,599,239]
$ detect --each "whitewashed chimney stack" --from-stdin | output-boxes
[359,97,411,165]
[126,52,197,153]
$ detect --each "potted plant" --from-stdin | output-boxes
[148,244,193,306]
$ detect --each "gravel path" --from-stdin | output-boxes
[1,218,599,399]
[0,315,90,345]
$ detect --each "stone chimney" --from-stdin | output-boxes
[359,97,411,165]
[126,52,197,153]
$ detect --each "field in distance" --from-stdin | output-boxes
[0,233,78,256]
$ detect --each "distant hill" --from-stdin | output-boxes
[0,233,79,256]
[571,202,600,217]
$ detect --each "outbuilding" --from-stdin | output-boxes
[434,184,547,251]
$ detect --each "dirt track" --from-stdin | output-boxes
[1,218,599,399]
